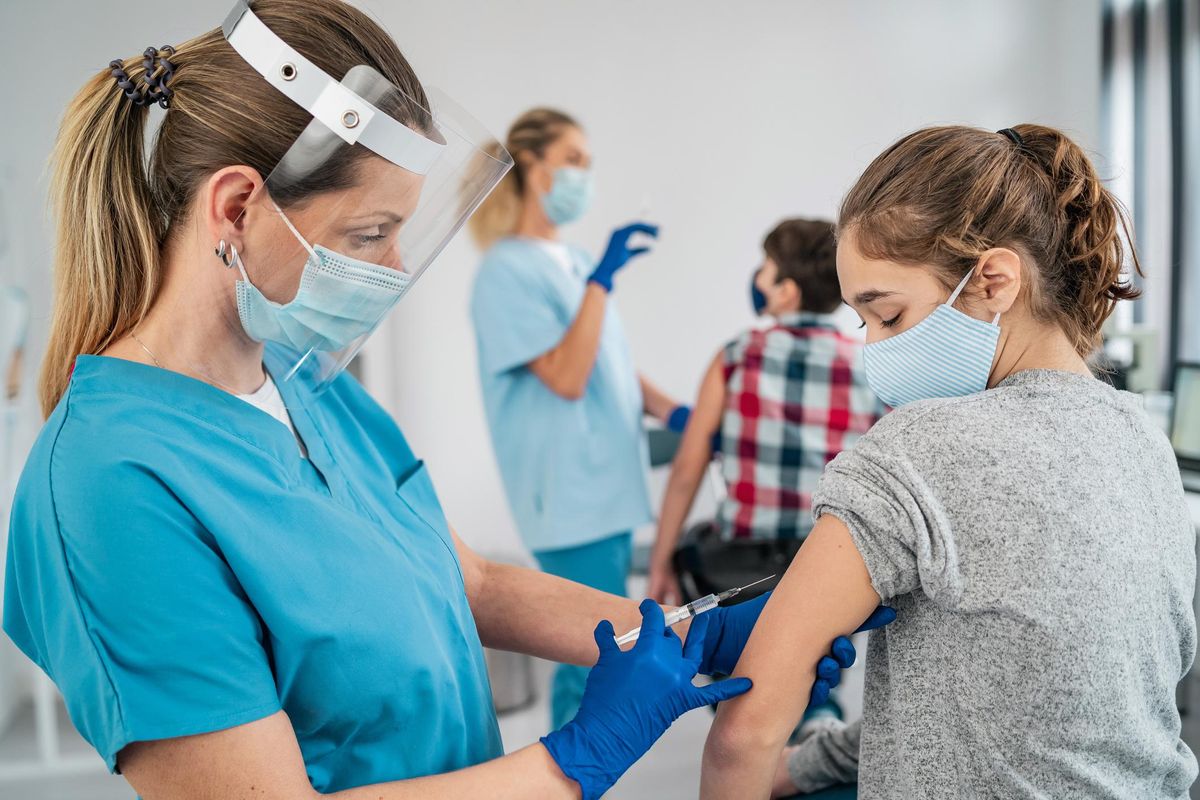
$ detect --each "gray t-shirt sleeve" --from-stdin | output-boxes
[811,413,961,604]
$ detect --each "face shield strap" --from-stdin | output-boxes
[221,0,443,175]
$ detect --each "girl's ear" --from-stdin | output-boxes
[973,247,1022,318]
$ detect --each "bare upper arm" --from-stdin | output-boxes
[119,711,318,800]
[708,515,881,753]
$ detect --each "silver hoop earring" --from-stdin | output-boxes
[214,239,233,268]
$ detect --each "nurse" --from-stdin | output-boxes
[2,3,872,798]
[469,108,689,728]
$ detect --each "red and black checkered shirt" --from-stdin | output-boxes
[718,312,885,541]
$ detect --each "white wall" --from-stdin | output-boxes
[0,0,1103,561]
[356,0,1105,558]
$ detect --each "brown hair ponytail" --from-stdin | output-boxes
[838,123,1141,357]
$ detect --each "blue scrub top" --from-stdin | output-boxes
[2,347,502,792]
[470,238,653,552]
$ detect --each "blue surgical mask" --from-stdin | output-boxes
[862,269,1000,408]
[235,238,410,354]
[541,167,594,226]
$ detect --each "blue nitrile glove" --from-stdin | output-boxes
[588,221,658,292]
[542,600,751,800]
[691,593,896,708]
[666,405,691,433]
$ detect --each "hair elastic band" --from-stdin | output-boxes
[997,127,1025,148]
[109,45,176,109]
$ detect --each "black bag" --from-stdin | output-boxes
[671,520,803,606]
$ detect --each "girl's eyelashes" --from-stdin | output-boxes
[858,314,901,329]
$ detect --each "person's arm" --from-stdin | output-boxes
[528,223,657,401]
[452,524,656,665]
[120,712,581,800]
[771,718,862,798]
[528,283,608,401]
[647,353,725,604]
[700,514,881,799]
[639,373,680,423]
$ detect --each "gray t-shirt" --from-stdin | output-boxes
[812,369,1197,798]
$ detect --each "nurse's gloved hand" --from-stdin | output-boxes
[541,600,750,800]
[666,405,691,433]
[693,593,896,708]
[588,221,659,292]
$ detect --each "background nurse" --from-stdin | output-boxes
[468,108,690,728]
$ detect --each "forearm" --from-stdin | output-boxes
[652,352,723,568]
[472,560,646,666]
[331,744,578,800]
[650,458,708,569]
[639,373,678,421]
[123,712,581,800]
[531,285,607,399]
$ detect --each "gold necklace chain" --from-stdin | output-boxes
[129,331,161,367]
[129,330,242,395]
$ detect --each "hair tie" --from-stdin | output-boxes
[997,127,1025,148]
[110,45,176,109]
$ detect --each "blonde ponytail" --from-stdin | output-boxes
[467,141,522,249]
[467,107,579,250]
[41,59,163,417]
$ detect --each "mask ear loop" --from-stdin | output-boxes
[272,202,320,262]
[947,268,1001,325]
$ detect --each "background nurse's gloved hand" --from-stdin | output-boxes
[692,592,897,708]
[541,600,751,800]
[666,405,691,434]
[588,221,659,293]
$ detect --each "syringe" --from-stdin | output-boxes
[614,575,776,647]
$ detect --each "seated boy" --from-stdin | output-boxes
[647,218,885,605]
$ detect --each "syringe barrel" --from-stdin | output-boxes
[614,594,721,646]
[684,594,720,616]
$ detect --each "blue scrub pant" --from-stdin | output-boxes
[533,531,632,730]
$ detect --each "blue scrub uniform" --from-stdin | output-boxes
[469,238,653,553]
[2,348,502,792]
[470,238,653,726]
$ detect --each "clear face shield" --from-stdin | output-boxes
[197,1,510,391]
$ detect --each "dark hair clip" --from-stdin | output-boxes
[110,44,177,109]
[997,127,1025,148]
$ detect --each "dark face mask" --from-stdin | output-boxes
[750,268,767,316]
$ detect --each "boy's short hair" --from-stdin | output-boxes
[762,218,841,313]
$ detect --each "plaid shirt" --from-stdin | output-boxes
[718,312,885,541]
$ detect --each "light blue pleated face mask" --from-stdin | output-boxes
[541,166,594,226]
[234,209,411,354]
[862,268,1000,408]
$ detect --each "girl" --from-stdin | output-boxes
[700,124,1197,798]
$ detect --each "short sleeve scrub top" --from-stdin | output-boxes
[2,345,502,792]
